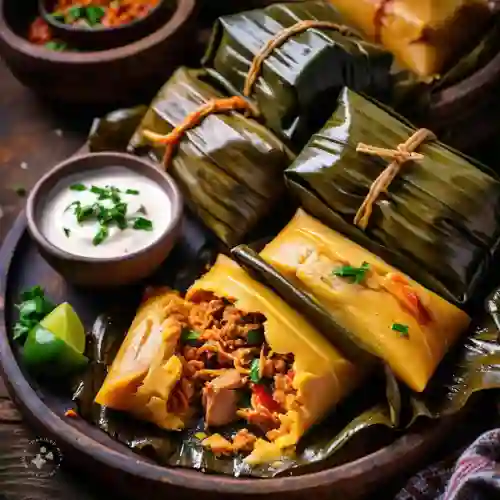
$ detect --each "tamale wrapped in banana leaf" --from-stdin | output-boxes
[202,1,398,149]
[259,209,470,392]
[128,67,293,247]
[95,255,363,465]
[327,0,492,78]
[285,88,500,306]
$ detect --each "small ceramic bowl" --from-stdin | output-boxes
[38,0,174,50]
[26,152,183,287]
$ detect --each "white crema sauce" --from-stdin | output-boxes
[41,167,172,258]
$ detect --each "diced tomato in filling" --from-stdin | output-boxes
[252,384,282,414]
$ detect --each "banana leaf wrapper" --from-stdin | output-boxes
[128,67,294,248]
[326,0,492,78]
[285,88,500,307]
[201,1,400,150]
[88,106,148,153]
[258,208,470,393]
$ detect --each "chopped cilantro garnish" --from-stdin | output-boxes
[250,358,260,383]
[50,11,65,22]
[332,262,370,284]
[85,5,106,26]
[44,40,68,51]
[66,184,153,245]
[90,185,106,196]
[67,5,83,21]
[392,323,409,338]
[92,225,109,246]
[13,286,55,342]
[181,329,201,345]
[133,217,153,231]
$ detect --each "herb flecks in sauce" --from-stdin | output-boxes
[333,262,370,284]
[65,183,153,246]
[133,217,153,231]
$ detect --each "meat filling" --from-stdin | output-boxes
[155,290,298,457]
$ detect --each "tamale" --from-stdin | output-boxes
[259,209,470,392]
[95,255,363,464]
[76,239,500,476]
[285,88,500,306]
[326,0,492,78]
[128,67,293,247]
[202,1,396,149]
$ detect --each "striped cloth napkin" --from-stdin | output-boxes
[396,429,500,499]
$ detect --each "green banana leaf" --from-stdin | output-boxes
[88,106,148,153]
[128,67,294,248]
[285,88,500,308]
[201,0,399,150]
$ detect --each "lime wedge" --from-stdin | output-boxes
[23,325,88,377]
[39,302,86,354]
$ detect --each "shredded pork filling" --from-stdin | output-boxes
[161,290,298,456]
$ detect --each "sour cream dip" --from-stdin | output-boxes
[40,166,172,259]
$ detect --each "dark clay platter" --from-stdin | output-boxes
[0,193,469,499]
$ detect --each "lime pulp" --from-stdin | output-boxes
[39,302,86,354]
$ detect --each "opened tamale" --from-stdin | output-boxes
[95,255,364,465]
[128,67,293,248]
[326,0,492,78]
[202,0,399,149]
[285,88,500,306]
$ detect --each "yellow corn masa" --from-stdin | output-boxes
[260,209,471,392]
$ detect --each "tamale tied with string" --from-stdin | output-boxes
[285,88,500,307]
[128,67,293,248]
[202,1,397,149]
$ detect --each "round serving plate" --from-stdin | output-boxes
[0,209,464,500]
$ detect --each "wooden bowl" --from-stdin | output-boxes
[26,152,183,287]
[38,0,175,51]
[0,0,198,106]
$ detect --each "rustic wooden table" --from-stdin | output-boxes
[0,60,112,500]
